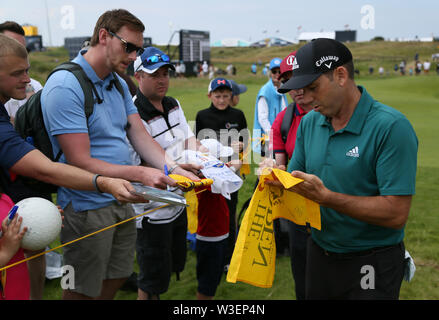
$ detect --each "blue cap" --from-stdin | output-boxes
[134,46,175,74]
[208,78,233,93]
[269,57,282,70]
[229,80,247,96]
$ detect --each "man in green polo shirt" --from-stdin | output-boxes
[273,38,418,299]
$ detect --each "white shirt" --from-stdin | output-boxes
[257,96,287,138]
[4,78,43,118]
[128,97,195,226]
[423,61,431,71]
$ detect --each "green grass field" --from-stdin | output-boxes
[32,42,439,300]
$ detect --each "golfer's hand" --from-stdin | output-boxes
[97,176,153,203]
[256,158,284,176]
[288,171,329,205]
[264,170,329,204]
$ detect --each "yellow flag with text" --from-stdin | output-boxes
[226,168,321,288]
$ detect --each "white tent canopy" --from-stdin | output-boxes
[298,32,336,41]
[212,38,250,47]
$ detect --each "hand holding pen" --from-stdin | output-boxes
[0,206,27,266]
[0,205,19,238]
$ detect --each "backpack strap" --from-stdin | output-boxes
[46,63,126,161]
[280,102,296,144]
[46,62,99,161]
[48,62,99,120]
[111,72,125,98]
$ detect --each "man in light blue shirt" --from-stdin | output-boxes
[41,9,198,300]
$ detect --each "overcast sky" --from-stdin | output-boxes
[1,0,438,46]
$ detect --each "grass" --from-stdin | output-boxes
[31,42,439,300]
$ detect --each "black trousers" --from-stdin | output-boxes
[225,191,238,265]
[306,237,405,300]
[288,222,309,300]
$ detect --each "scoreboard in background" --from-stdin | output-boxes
[179,30,210,76]
[335,30,357,42]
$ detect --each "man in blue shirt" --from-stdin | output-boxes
[253,57,288,156]
[272,38,418,299]
[0,34,140,200]
[41,10,198,300]
[0,35,145,296]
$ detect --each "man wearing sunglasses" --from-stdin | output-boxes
[252,57,288,158]
[40,9,199,300]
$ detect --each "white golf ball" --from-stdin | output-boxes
[15,197,62,251]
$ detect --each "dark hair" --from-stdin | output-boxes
[90,9,145,46]
[0,21,25,36]
[324,60,355,80]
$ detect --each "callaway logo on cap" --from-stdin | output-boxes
[278,38,353,92]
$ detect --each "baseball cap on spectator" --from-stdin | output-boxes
[279,50,297,80]
[208,77,233,93]
[229,80,247,96]
[269,57,282,70]
[134,46,175,74]
[278,38,353,92]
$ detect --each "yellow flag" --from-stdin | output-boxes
[168,174,213,235]
[226,168,320,288]
[185,189,199,234]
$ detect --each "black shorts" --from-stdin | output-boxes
[196,238,228,297]
[136,209,187,295]
[306,237,405,299]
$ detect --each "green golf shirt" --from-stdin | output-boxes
[288,86,418,253]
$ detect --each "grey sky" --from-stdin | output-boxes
[1,0,438,46]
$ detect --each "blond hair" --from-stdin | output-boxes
[0,34,28,59]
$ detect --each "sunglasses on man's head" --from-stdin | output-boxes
[108,30,144,55]
[145,54,170,65]
[135,53,171,72]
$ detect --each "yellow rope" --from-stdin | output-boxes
[0,203,170,272]
[0,187,211,272]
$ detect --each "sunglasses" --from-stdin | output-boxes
[108,30,144,55]
[145,54,170,65]
[136,54,171,72]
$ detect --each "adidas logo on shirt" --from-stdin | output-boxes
[346,146,359,158]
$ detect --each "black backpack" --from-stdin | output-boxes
[13,61,124,195]
[280,102,297,144]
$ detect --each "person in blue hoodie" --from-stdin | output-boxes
[252,57,288,157]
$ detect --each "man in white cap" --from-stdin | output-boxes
[131,46,202,300]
